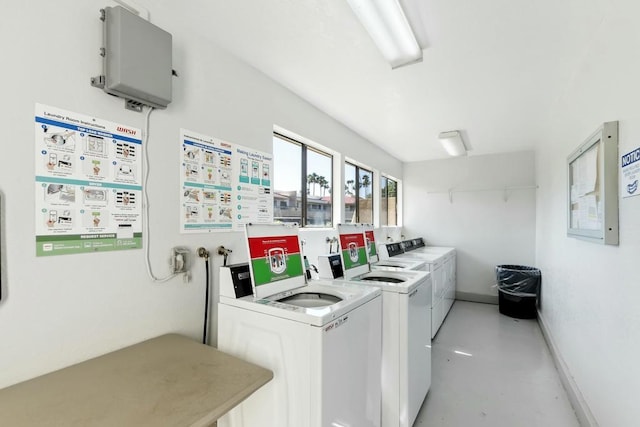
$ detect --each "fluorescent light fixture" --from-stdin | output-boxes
[439,130,467,157]
[454,350,473,357]
[346,0,422,69]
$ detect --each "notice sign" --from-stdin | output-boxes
[621,147,640,198]
[248,235,304,286]
[339,233,368,271]
[35,104,143,256]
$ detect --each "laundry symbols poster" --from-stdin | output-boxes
[179,129,273,233]
[34,104,143,256]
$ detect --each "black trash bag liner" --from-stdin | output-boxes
[495,265,541,297]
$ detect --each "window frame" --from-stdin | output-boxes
[273,132,334,227]
[380,175,398,226]
[345,161,374,224]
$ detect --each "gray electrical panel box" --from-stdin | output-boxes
[92,6,172,111]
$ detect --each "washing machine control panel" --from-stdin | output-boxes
[402,238,426,252]
[385,243,405,257]
[317,254,344,279]
[220,263,254,299]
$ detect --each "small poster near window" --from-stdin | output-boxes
[179,129,273,233]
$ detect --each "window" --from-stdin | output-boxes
[380,176,398,226]
[344,162,374,223]
[273,133,333,227]
[273,135,302,224]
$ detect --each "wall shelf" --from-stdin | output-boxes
[426,185,538,203]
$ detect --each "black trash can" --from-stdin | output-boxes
[495,265,541,319]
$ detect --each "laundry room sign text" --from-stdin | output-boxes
[621,146,640,198]
[34,104,143,256]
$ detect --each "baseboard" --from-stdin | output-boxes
[537,311,599,427]
[455,291,498,305]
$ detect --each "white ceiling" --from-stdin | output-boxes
[162,0,607,162]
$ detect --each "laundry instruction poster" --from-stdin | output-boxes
[180,129,235,232]
[35,103,143,256]
[179,129,273,233]
[233,144,273,230]
[247,235,304,286]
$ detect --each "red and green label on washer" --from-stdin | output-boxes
[365,230,377,258]
[248,235,304,286]
[339,233,368,270]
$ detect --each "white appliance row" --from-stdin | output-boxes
[379,238,457,338]
[217,223,433,427]
[334,224,431,427]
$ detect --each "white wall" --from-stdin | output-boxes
[403,152,537,301]
[0,0,402,388]
[535,1,640,424]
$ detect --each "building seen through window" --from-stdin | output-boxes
[381,176,398,226]
[273,133,332,227]
[345,162,373,223]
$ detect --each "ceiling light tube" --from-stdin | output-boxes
[346,0,422,69]
[439,131,467,157]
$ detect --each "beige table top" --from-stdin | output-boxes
[0,334,272,426]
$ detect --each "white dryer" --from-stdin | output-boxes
[335,224,432,427]
[217,224,382,427]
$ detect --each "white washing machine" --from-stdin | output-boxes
[371,256,427,272]
[365,231,426,272]
[381,239,456,339]
[402,237,454,255]
[217,224,382,427]
[334,224,432,427]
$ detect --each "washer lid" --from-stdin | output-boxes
[277,291,342,308]
[408,246,455,255]
[339,270,429,294]
[245,223,307,299]
[371,258,426,270]
[337,223,370,279]
[396,251,447,263]
[221,281,381,326]
[362,224,379,263]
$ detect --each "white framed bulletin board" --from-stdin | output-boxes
[567,121,619,245]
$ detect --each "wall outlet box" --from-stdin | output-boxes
[170,247,189,274]
[92,6,172,111]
